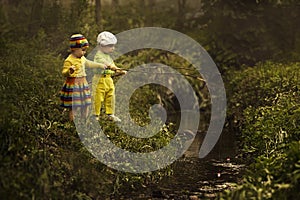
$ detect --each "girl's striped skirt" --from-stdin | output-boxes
[60,77,91,108]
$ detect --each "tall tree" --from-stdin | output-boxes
[146,0,155,26]
[176,0,187,30]
[95,0,102,31]
[29,0,44,36]
[111,0,119,12]
[139,0,146,10]
[112,0,119,7]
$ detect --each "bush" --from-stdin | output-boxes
[221,62,300,199]
[226,61,300,133]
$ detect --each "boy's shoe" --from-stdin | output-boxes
[107,114,121,122]
[93,115,99,121]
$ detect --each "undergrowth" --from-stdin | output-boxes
[220,62,300,199]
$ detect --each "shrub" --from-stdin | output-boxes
[221,62,300,199]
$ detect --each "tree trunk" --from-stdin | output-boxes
[146,0,155,26]
[139,0,146,10]
[176,0,187,30]
[95,0,102,31]
[112,0,119,7]
[111,0,119,12]
[28,0,44,36]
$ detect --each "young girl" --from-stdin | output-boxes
[60,34,107,121]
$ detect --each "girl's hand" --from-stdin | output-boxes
[69,65,76,74]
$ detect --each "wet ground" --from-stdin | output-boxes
[116,130,245,199]
[120,158,244,200]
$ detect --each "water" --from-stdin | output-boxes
[105,108,243,199]
[151,129,243,199]
[113,127,244,199]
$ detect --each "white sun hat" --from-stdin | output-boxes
[97,31,117,46]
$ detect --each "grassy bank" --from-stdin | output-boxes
[0,40,204,199]
[221,62,300,199]
[0,39,116,199]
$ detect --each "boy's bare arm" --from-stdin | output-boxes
[85,59,107,69]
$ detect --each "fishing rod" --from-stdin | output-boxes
[112,64,206,81]
[120,69,206,82]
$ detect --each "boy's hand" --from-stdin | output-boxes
[109,65,120,71]
[120,70,127,75]
[114,69,127,76]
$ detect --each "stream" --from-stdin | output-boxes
[115,129,245,199]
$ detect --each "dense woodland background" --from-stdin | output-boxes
[1,0,300,66]
[0,0,299,199]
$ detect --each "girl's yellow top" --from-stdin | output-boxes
[62,55,106,77]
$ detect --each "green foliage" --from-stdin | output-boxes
[93,121,176,195]
[227,62,300,130]
[1,31,209,199]
[3,0,300,69]
[196,0,300,68]
[0,37,109,199]
[115,49,210,123]
[221,62,300,199]
[0,38,173,198]
[3,0,300,198]
[101,0,179,32]
[242,92,299,156]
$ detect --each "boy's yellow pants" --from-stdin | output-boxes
[92,75,115,116]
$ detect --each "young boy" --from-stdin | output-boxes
[92,31,126,122]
